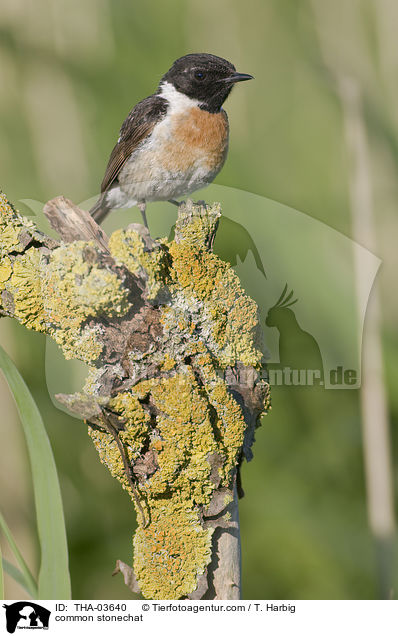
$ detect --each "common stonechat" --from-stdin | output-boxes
[90,53,253,226]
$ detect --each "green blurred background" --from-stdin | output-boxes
[1,0,397,599]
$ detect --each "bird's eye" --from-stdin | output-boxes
[194,70,206,80]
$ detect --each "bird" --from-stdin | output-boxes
[89,53,253,227]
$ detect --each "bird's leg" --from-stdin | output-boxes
[137,202,148,228]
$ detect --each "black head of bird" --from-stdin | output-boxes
[160,53,253,113]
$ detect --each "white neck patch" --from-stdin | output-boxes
[159,81,201,112]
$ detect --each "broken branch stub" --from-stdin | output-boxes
[0,191,270,600]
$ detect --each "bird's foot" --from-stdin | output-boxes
[169,199,208,208]
[168,199,186,207]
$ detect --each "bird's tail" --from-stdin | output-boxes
[89,194,111,224]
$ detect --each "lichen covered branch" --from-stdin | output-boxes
[0,191,270,600]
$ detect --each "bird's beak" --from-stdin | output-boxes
[222,72,254,83]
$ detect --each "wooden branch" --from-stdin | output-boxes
[0,191,270,600]
[44,196,110,252]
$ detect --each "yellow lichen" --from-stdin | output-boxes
[109,229,145,275]
[0,256,12,291]
[0,226,21,254]
[0,192,36,254]
[89,391,150,492]
[141,372,218,501]
[109,228,169,300]
[168,237,263,369]
[0,193,47,330]
[55,325,104,362]
[89,366,248,599]
[43,242,130,361]
[174,200,221,247]
[8,249,45,331]
[130,371,220,598]
[134,506,213,600]
[161,353,176,371]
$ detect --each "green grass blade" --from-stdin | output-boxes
[2,558,35,597]
[0,345,71,599]
[0,511,37,598]
[0,540,3,599]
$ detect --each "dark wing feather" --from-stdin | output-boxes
[100,96,168,193]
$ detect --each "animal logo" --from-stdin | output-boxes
[2,602,50,633]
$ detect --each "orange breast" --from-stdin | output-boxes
[162,107,229,173]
